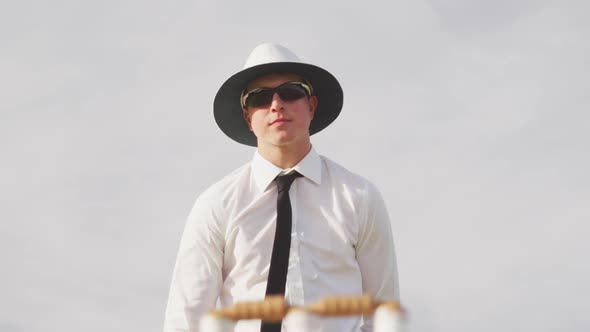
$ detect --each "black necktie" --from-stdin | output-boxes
[261,172,302,332]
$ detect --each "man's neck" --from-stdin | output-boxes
[257,141,312,169]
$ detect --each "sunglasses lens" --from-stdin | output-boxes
[277,84,307,102]
[245,90,274,108]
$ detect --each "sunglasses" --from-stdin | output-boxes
[241,81,313,108]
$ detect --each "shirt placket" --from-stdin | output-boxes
[286,181,305,306]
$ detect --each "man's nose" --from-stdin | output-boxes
[270,92,285,111]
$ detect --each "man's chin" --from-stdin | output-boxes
[259,137,298,148]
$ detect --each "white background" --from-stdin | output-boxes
[1,0,589,331]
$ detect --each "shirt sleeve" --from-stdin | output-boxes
[356,181,400,332]
[163,191,225,332]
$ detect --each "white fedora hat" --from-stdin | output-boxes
[214,43,344,146]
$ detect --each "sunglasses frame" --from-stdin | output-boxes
[241,81,314,108]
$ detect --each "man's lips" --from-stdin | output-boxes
[269,119,290,125]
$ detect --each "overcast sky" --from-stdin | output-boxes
[1,1,589,331]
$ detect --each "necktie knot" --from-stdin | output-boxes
[275,172,302,193]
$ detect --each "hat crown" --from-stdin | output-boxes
[243,43,301,69]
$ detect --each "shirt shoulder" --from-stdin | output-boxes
[183,162,253,242]
[196,162,252,209]
[319,154,381,196]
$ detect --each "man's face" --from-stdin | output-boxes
[242,73,317,149]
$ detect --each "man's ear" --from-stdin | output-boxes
[308,96,318,119]
[242,108,253,131]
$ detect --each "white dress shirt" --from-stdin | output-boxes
[164,148,399,332]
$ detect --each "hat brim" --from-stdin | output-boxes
[214,62,343,146]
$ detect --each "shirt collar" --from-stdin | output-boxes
[251,147,322,193]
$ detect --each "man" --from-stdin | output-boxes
[164,43,399,332]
